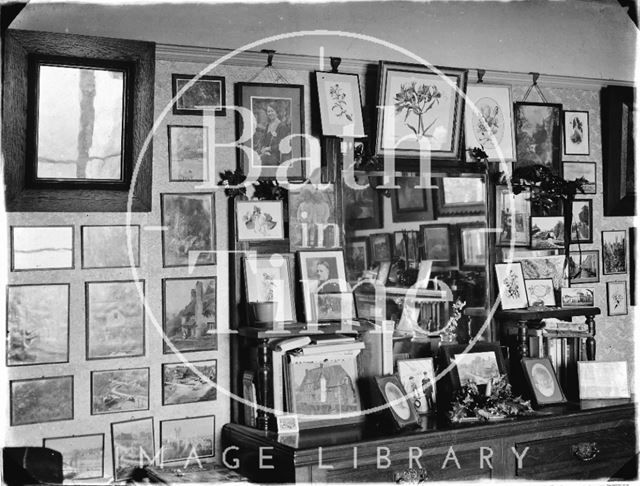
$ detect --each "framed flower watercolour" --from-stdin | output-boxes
[316,72,365,137]
[495,262,528,310]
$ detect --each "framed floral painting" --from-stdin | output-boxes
[315,72,365,137]
[495,262,528,310]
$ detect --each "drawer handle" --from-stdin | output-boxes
[393,467,428,483]
[571,442,599,462]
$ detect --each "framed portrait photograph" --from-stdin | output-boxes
[374,374,420,430]
[561,287,595,307]
[315,71,365,137]
[91,367,149,415]
[514,102,562,173]
[521,357,566,406]
[298,250,349,323]
[524,278,556,307]
[375,61,467,160]
[289,184,339,249]
[369,233,392,263]
[236,199,285,242]
[162,360,217,405]
[168,125,208,181]
[518,255,568,291]
[343,174,383,230]
[439,342,507,392]
[316,292,355,322]
[10,375,74,426]
[420,224,456,267]
[391,177,434,222]
[563,110,589,155]
[563,161,596,194]
[11,226,73,271]
[111,417,154,481]
[160,415,215,465]
[602,230,627,274]
[396,358,436,415]
[530,216,564,249]
[244,254,296,324]
[161,193,216,267]
[81,225,140,269]
[569,250,599,284]
[578,361,630,399]
[345,237,369,283]
[607,281,628,316]
[236,82,305,181]
[7,284,69,366]
[435,177,485,216]
[44,434,104,480]
[458,223,486,270]
[393,230,419,265]
[571,199,592,243]
[495,185,531,247]
[464,84,516,162]
[86,280,145,360]
[495,262,528,310]
[163,277,217,353]
[172,74,225,116]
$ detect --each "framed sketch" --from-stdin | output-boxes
[236,199,285,241]
[315,72,365,137]
[578,361,630,399]
[11,226,73,271]
[530,216,564,249]
[524,278,556,307]
[91,368,149,415]
[236,82,305,181]
[81,225,140,269]
[518,255,568,291]
[7,284,69,366]
[607,281,628,316]
[163,277,217,353]
[393,230,419,265]
[435,177,485,216]
[569,250,599,284]
[563,161,596,194]
[563,110,589,155]
[396,358,436,415]
[168,125,207,181]
[298,250,349,323]
[602,230,627,274]
[375,61,467,160]
[561,287,595,307]
[495,185,530,247]
[391,177,434,222]
[521,357,566,406]
[342,174,383,230]
[172,74,225,116]
[571,199,592,243]
[514,102,562,173]
[86,280,145,360]
[420,224,456,267]
[44,434,104,480]
[345,237,368,283]
[289,184,339,249]
[369,233,392,262]
[464,84,516,162]
[439,342,507,391]
[374,374,420,430]
[495,262,528,310]
[162,360,217,405]
[316,292,355,322]
[111,417,154,481]
[160,415,215,465]
[10,376,73,426]
[458,223,486,270]
[243,254,296,324]
[161,193,215,267]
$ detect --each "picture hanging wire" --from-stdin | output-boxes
[521,72,548,103]
[477,69,485,84]
[247,49,290,84]
[330,57,342,73]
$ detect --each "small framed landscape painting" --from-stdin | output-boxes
[168,125,207,181]
[91,368,149,415]
[524,278,556,307]
[495,262,528,310]
[11,376,74,426]
[162,360,217,405]
[44,434,104,480]
[436,178,485,216]
[439,342,507,391]
[11,226,74,271]
[315,72,365,137]
[602,230,627,275]
[561,287,594,307]
[420,224,456,267]
[563,110,589,155]
[563,162,596,194]
[530,216,564,250]
[236,200,285,241]
[607,281,628,316]
[81,225,140,269]
[172,74,225,116]
[160,415,215,465]
[111,417,154,481]
[569,250,599,284]
[391,177,434,222]
[521,357,566,406]
[571,199,592,243]
[514,102,562,174]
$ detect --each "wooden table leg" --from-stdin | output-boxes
[586,315,596,361]
[517,320,529,358]
[256,338,271,432]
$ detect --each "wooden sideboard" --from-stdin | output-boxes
[221,399,636,482]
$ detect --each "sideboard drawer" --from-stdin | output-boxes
[514,426,636,479]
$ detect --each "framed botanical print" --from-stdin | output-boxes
[514,102,562,174]
[524,278,556,307]
[168,125,208,181]
[374,374,420,430]
[111,417,154,481]
[391,177,434,222]
[458,223,486,270]
[369,233,393,262]
[521,357,566,406]
[563,161,596,194]
[563,110,589,155]
[375,61,467,160]
[495,262,528,310]
[172,74,225,116]
[236,199,285,241]
[420,224,456,267]
[561,287,594,307]
[602,230,627,274]
[571,199,592,243]
[495,185,530,247]
[243,253,296,324]
[44,434,104,480]
[607,281,628,316]
[569,250,599,284]
[298,250,349,323]
[315,72,365,137]
[435,177,485,216]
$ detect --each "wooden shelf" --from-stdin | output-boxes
[496,306,601,321]
[237,320,375,339]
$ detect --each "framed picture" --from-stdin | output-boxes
[495,262,528,310]
[168,125,208,181]
[569,250,599,284]
[172,74,225,116]
[11,226,73,271]
[369,233,392,262]
[289,184,339,249]
[524,278,556,307]
[161,193,216,267]
[10,375,74,426]
[495,185,531,247]
[343,174,383,230]
[243,254,296,324]
[602,230,627,274]
[90,367,149,415]
[631,227,637,306]
[298,250,349,323]
[160,415,215,465]
[373,374,420,430]
[521,357,566,406]
[439,342,507,391]
[420,224,456,267]
[345,237,369,283]
[276,414,299,434]
[435,177,485,216]
[43,434,104,480]
[375,61,467,160]
[396,358,436,415]
[375,261,392,286]
[607,281,628,316]
[315,71,365,137]
[163,277,217,353]
[391,177,434,222]
[571,199,592,243]
[7,284,69,366]
[464,84,516,162]
[162,359,217,405]
[236,82,305,180]
[111,417,154,481]
[81,225,140,269]
[518,255,568,291]
[530,216,564,249]
[514,102,562,173]
[236,199,285,242]
[563,110,589,155]
[458,223,486,270]
[393,230,419,265]
[563,161,596,194]
[561,287,595,307]
[86,280,145,360]
[578,361,630,399]
[316,292,355,322]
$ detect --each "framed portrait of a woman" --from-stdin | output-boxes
[236,83,305,181]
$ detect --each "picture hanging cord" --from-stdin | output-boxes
[247,49,290,84]
[330,57,342,73]
[477,69,485,84]
[521,72,548,103]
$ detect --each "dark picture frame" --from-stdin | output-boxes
[391,177,434,222]
[345,237,369,283]
[393,230,419,265]
[571,199,593,243]
[563,161,596,195]
[10,375,74,426]
[420,224,456,267]
[369,233,393,263]
[168,125,208,181]
[162,359,217,406]
[90,367,150,415]
[514,102,562,174]
[343,175,383,230]
[81,224,140,269]
[569,250,600,284]
[521,357,566,406]
[438,342,507,392]
[160,415,215,465]
[602,230,627,275]
[111,417,154,481]
[374,374,420,430]
[607,281,628,316]
[563,110,590,155]
[530,216,565,250]
[435,177,485,216]
[172,74,226,116]
[43,434,104,480]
